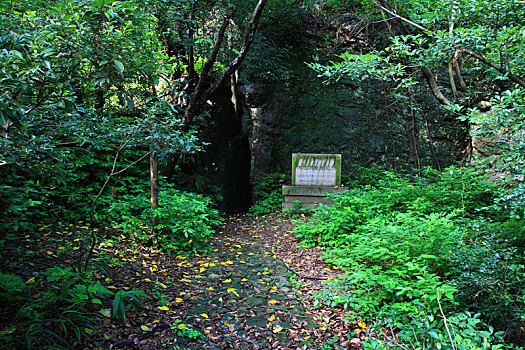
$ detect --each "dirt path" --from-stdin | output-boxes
[1,213,361,349]
[119,213,357,349]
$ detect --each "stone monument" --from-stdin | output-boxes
[282,153,348,209]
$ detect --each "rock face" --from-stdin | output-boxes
[241,59,467,177]
[470,110,525,183]
[196,58,467,213]
[195,19,468,212]
[242,81,285,177]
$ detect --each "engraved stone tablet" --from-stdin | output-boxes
[292,153,341,186]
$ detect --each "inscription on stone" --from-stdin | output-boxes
[292,153,341,186]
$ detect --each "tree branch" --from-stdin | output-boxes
[372,0,437,36]
[448,17,458,99]
[183,0,269,127]
[455,63,468,91]
[373,0,525,92]
[421,66,453,106]
[84,131,149,270]
[191,6,236,105]
[464,49,525,88]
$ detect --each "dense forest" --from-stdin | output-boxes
[1,0,524,349]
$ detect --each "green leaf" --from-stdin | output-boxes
[125,96,134,110]
[114,60,124,74]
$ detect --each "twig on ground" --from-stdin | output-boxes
[282,262,329,280]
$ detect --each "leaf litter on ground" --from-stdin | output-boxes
[0,213,369,349]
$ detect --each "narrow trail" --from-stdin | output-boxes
[122,213,358,349]
[1,212,365,349]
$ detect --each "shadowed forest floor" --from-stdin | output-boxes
[1,213,369,349]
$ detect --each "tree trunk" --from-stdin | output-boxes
[164,153,180,182]
[230,70,242,127]
[183,0,269,128]
[150,152,159,226]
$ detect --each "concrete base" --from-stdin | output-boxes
[282,185,348,209]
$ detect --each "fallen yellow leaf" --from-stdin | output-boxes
[200,313,209,319]
[272,325,283,333]
[268,314,275,322]
[268,299,278,305]
[358,321,367,329]
[158,306,169,311]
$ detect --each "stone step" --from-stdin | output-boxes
[282,185,348,196]
[282,202,326,209]
[282,185,348,209]
[283,196,333,204]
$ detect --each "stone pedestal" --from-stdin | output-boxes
[282,185,348,209]
[282,153,347,209]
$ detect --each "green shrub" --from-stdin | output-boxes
[496,218,525,250]
[0,146,149,237]
[294,166,524,347]
[0,176,50,236]
[341,163,390,188]
[0,265,147,349]
[364,311,512,350]
[446,223,525,338]
[108,183,222,253]
[313,211,459,318]
[248,173,288,216]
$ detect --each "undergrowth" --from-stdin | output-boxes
[0,263,147,349]
[106,179,222,253]
[0,179,222,348]
[248,173,288,216]
[295,166,525,349]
